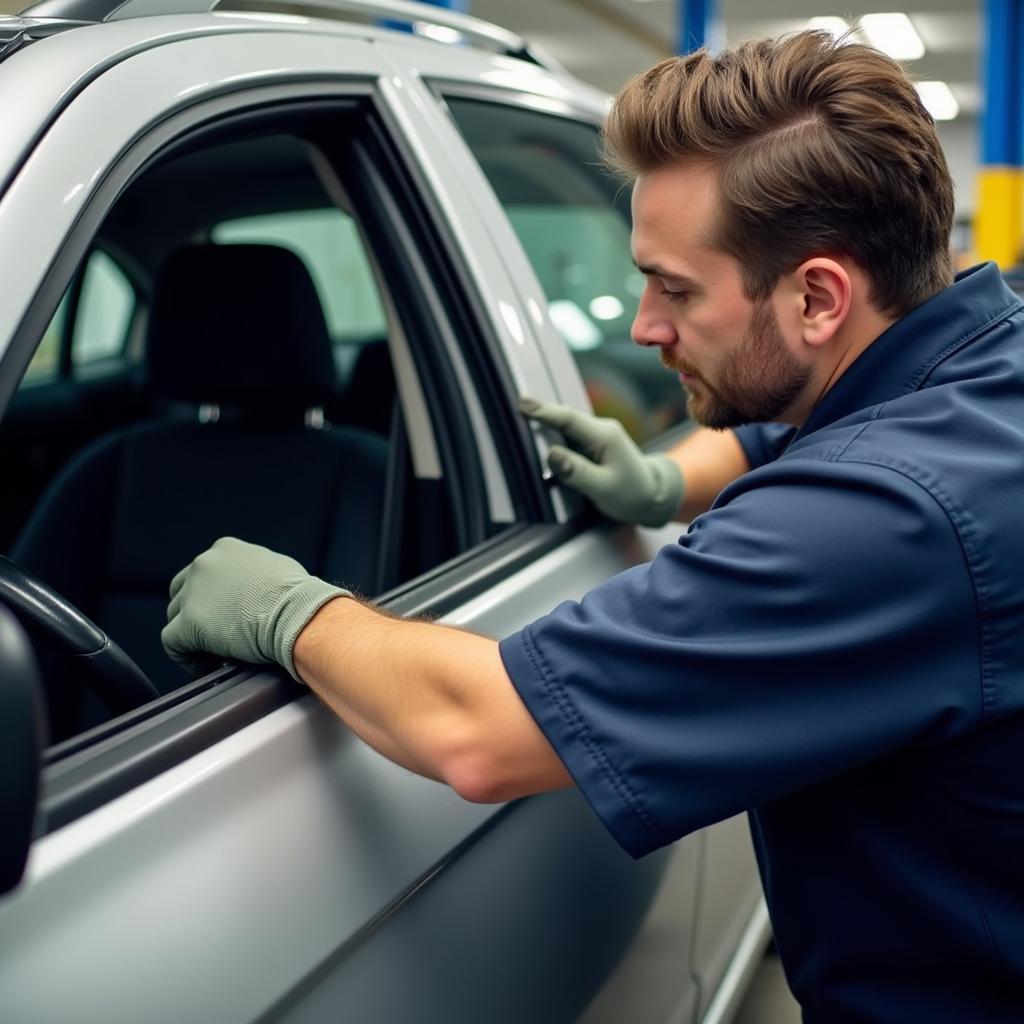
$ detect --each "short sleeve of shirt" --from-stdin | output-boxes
[499,460,982,859]
[732,422,796,469]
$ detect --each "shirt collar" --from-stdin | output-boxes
[794,262,1022,441]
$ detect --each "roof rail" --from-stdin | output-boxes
[16,0,568,72]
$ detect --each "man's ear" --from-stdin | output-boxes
[795,258,852,347]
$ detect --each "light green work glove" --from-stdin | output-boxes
[519,397,685,528]
[162,536,350,681]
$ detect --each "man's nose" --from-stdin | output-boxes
[631,293,678,349]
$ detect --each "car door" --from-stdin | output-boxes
[0,22,676,1024]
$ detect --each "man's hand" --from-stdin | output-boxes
[519,397,685,527]
[162,537,350,680]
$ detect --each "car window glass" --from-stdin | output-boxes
[445,97,688,444]
[20,292,69,384]
[72,251,135,366]
[3,126,478,749]
[213,209,387,346]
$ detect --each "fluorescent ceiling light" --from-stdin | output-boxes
[589,295,625,321]
[807,16,850,39]
[916,81,959,121]
[548,300,602,351]
[414,21,463,45]
[860,13,925,60]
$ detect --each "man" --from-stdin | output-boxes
[163,33,1024,1021]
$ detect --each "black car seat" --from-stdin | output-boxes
[12,243,389,725]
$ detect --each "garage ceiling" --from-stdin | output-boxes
[471,0,981,215]
[472,0,980,117]
[0,0,982,210]
[0,0,981,117]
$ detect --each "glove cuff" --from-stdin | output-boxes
[265,577,352,682]
[641,454,686,528]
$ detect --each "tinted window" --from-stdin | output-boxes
[3,126,481,746]
[19,250,136,385]
[213,209,387,344]
[73,251,135,365]
[21,292,68,383]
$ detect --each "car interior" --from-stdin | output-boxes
[0,123,467,744]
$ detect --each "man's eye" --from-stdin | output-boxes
[659,288,689,304]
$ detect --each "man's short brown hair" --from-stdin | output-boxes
[604,31,955,316]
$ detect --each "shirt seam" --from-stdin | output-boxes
[827,444,993,721]
[909,302,1024,393]
[519,626,668,849]
[824,409,882,462]
[960,866,1011,975]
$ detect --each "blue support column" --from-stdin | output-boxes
[381,0,467,34]
[678,0,713,54]
[976,0,1024,266]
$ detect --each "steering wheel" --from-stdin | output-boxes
[0,555,160,714]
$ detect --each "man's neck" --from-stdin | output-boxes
[788,303,899,427]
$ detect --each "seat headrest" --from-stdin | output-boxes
[147,244,336,409]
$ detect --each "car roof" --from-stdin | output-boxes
[0,0,608,206]
[3,0,565,72]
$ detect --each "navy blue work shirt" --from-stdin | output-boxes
[500,263,1024,1022]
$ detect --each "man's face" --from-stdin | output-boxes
[630,162,812,429]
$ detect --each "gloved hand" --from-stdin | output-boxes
[162,537,350,681]
[519,397,685,527]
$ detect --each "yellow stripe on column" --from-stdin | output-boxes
[974,166,1024,268]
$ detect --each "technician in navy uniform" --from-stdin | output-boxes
[165,32,1024,1022]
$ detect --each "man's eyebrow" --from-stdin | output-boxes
[633,261,701,288]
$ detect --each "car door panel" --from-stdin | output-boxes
[0,523,677,1022]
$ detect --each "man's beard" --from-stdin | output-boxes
[664,300,811,429]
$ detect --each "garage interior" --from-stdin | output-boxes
[0,0,1005,1021]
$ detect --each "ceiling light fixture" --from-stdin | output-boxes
[916,81,960,121]
[414,21,463,45]
[806,16,850,40]
[589,295,625,321]
[859,13,925,60]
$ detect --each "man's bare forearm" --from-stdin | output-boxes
[669,427,751,521]
[292,598,571,801]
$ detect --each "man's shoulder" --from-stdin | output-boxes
[717,416,953,528]
[709,443,957,557]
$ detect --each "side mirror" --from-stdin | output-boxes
[0,602,45,897]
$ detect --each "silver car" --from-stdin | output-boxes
[0,1,767,1020]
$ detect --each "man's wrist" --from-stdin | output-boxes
[645,454,686,527]
[276,581,353,682]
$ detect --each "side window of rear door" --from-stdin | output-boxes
[444,97,689,445]
[19,250,137,386]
